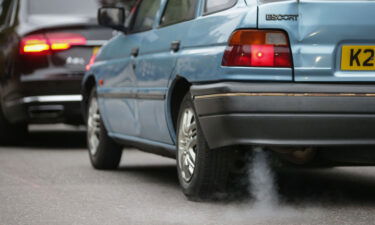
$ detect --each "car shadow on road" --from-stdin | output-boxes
[7,125,375,207]
[28,130,86,149]
[117,163,375,207]
[117,164,179,188]
[18,129,87,149]
[0,131,86,149]
[276,167,375,207]
[108,148,375,206]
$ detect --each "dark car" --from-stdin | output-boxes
[0,0,114,143]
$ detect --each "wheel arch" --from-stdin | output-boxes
[167,76,192,144]
[81,75,97,121]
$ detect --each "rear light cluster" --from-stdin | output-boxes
[222,30,292,68]
[20,33,87,55]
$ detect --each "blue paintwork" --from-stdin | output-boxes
[96,33,145,137]
[135,3,197,144]
[258,0,375,82]
[84,0,375,151]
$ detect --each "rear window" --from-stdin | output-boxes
[204,0,237,15]
[160,0,198,27]
[131,0,161,32]
[28,0,100,17]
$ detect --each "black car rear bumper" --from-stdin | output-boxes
[4,94,83,124]
[191,82,375,149]
[1,74,84,124]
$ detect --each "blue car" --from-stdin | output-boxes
[82,0,375,199]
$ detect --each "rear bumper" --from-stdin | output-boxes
[191,82,375,149]
[4,94,83,124]
[2,73,84,124]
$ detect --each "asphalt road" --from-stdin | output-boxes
[1,125,375,225]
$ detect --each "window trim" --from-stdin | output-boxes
[158,0,199,29]
[203,0,237,16]
[124,0,139,34]
[128,0,161,34]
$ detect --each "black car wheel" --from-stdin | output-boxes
[0,107,27,145]
[176,92,232,200]
[87,88,122,170]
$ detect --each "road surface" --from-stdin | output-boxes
[1,125,375,225]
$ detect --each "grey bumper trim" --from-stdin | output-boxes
[85,40,107,46]
[22,95,83,103]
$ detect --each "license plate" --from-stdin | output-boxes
[341,45,375,71]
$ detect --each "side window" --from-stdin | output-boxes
[0,0,11,27]
[131,0,161,33]
[204,0,237,15]
[160,0,198,27]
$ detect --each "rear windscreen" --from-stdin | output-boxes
[28,0,100,16]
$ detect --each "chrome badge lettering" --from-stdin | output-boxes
[266,14,299,21]
[66,57,86,65]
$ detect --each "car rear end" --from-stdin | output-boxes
[4,0,113,124]
[191,0,375,150]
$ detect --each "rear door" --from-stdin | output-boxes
[98,0,157,137]
[258,0,375,82]
[135,0,199,144]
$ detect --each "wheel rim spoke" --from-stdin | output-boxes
[187,144,196,161]
[87,96,101,156]
[178,108,198,183]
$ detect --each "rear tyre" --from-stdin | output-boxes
[176,92,233,201]
[0,107,28,145]
[87,88,122,170]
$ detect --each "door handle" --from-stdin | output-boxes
[171,41,180,52]
[131,47,139,57]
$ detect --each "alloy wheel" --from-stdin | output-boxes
[87,96,101,156]
[178,108,198,183]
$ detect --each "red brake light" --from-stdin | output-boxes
[20,34,50,54]
[21,33,87,55]
[46,33,87,51]
[251,45,274,67]
[222,30,292,68]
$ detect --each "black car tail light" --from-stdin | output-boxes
[20,33,87,55]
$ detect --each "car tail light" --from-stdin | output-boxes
[20,34,50,54]
[222,30,292,68]
[46,33,87,51]
[20,33,87,55]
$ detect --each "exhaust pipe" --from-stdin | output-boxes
[270,147,316,165]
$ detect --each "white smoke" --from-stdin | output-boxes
[248,146,279,209]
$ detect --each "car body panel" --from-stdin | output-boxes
[84,0,375,155]
[136,25,189,144]
[95,32,145,137]
[258,0,375,82]
[172,0,291,84]
[90,0,264,145]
